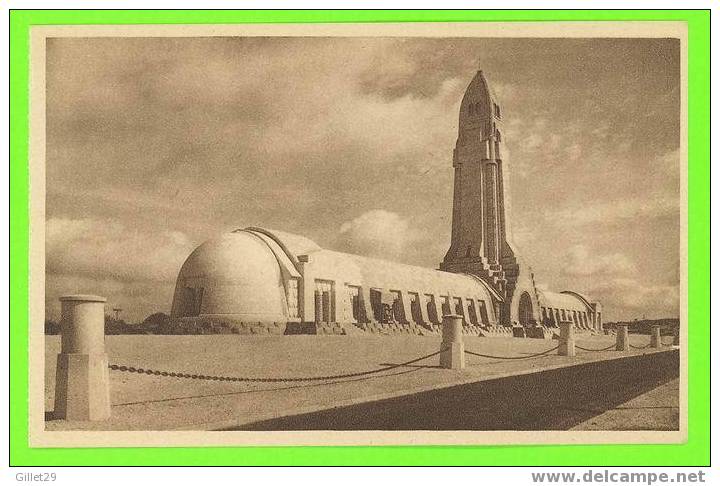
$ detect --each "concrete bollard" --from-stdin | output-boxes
[650,324,662,348]
[615,323,629,351]
[557,320,575,357]
[54,295,111,421]
[440,314,465,370]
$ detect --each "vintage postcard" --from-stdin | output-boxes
[29,21,687,447]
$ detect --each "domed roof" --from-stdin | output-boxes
[178,232,281,283]
[241,227,321,259]
[172,232,288,321]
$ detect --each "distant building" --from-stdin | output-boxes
[171,69,602,336]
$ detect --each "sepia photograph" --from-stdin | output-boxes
[29,21,686,447]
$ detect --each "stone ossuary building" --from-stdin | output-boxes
[170,69,602,337]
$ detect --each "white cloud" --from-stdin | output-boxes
[336,210,419,260]
[564,244,636,277]
[493,82,518,102]
[564,142,582,161]
[506,219,534,254]
[590,121,611,140]
[587,278,679,318]
[45,38,681,323]
[553,196,679,226]
[253,70,463,171]
[46,217,195,284]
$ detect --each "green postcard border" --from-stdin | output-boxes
[9,9,710,466]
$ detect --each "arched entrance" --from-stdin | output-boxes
[518,292,534,327]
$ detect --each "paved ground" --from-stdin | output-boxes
[44,334,679,431]
[226,351,679,431]
[571,378,679,431]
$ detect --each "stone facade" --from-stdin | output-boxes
[171,227,504,336]
[170,68,601,338]
[439,70,601,331]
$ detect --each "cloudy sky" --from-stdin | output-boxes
[45,36,680,322]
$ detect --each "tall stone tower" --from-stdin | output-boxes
[441,70,540,326]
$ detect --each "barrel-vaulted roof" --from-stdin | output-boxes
[237,227,499,303]
[538,290,592,312]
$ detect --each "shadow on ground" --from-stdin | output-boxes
[223,350,679,431]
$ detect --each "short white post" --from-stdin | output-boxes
[615,323,629,352]
[54,295,111,421]
[650,324,662,349]
[440,314,465,370]
[558,319,575,357]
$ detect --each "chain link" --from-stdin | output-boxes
[463,344,560,360]
[575,343,617,352]
[107,336,672,384]
[108,348,444,383]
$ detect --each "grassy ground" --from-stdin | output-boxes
[44,334,678,431]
